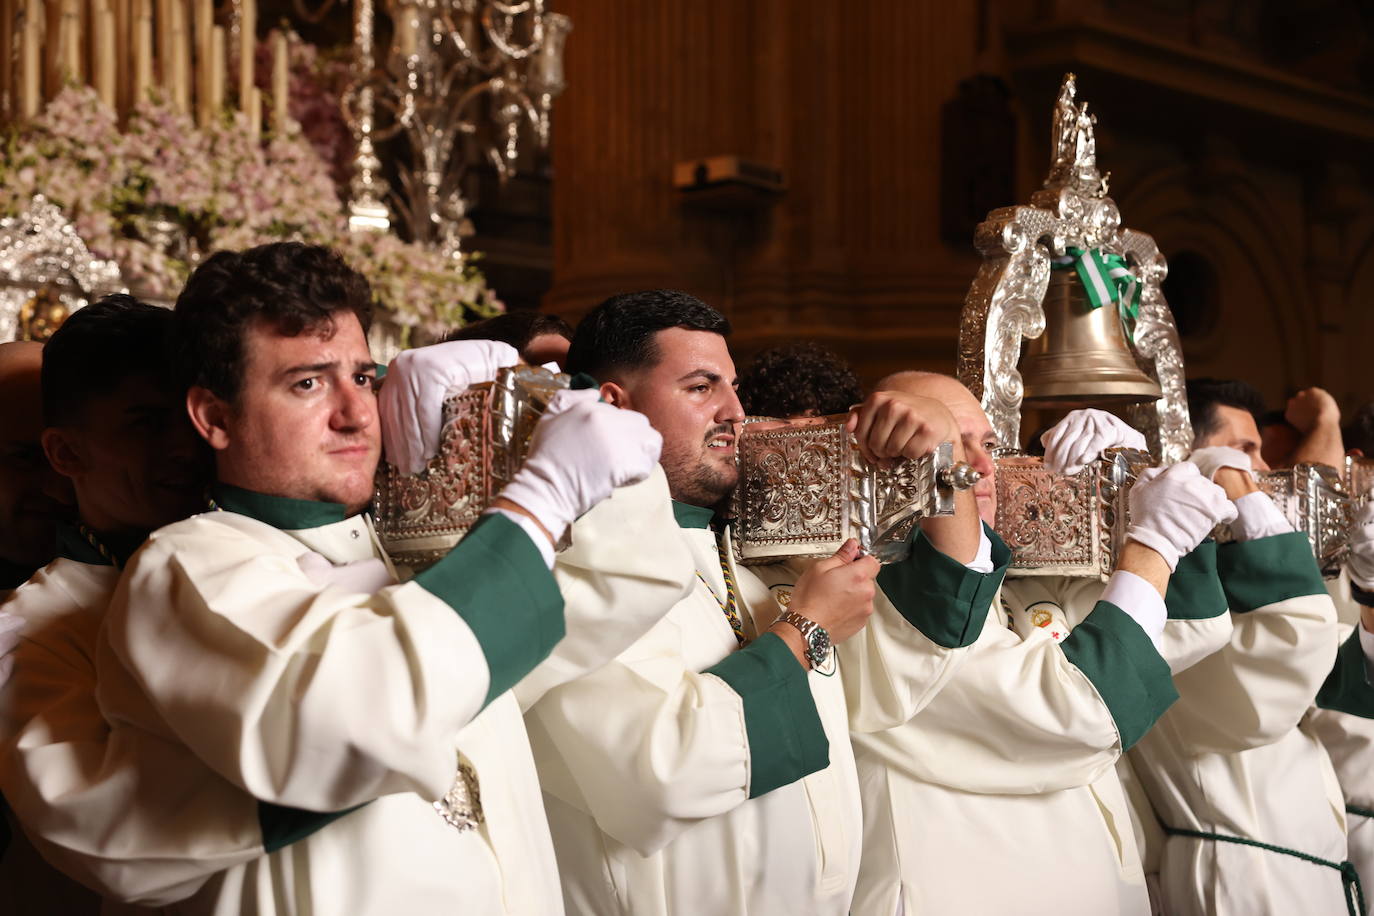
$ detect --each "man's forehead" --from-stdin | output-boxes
[649,327,735,377]
[244,313,372,364]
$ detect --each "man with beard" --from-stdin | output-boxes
[845,372,1238,915]
[525,290,1007,916]
[1126,378,1348,915]
[0,296,212,913]
[90,242,677,915]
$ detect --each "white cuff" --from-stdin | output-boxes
[1359,623,1374,682]
[1101,569,1167,646]
[962,527,995,574]
[484,507,556,568]
[1230,491,1293,541]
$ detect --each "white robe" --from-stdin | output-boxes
[1128,530,1348,915]
[849,553,1201,916]
[90,469,692,915]
[526,507,1006,916]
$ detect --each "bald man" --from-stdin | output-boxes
[847,371,1237,916]
[0,341,72,597]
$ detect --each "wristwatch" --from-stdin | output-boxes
[776,609,832,670]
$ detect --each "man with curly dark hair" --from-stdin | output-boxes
[736,341,863,419]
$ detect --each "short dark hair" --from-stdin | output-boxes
[171,242,373,402]
[1186,377,1267,446]
[737,342,863,418]
[43,294,173,426]
[445,311,573,352]
[564,289,730,380]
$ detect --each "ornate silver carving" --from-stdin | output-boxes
[1218,464,1353,576]
[432,757,484,832]
[0,195,125,342]
[956,74,1192,461]
[730,415,978,565]
[995,448,1152,579]
[372,364,569,568]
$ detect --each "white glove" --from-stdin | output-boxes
[380,340,521,475]
[0,613,24,688]
[1185,445,1253,482]
[1125,463,1238,572]
[498,389,663,543]
[1348,502,1374,590]
[1040,408,1148,475]
[297,552,395,594]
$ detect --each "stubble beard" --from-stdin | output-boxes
[662,442,738,511]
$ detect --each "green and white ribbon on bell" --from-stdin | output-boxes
[1051,246,1141,341]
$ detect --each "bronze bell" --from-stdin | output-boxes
[1020,268,1162,407]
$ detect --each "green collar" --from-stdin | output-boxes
[55,522,146,568]
[212,483,349,530]
[671,500,716,530]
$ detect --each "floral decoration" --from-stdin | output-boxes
[0,79,503,342]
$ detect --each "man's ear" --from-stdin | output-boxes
[600,381,632,409]
[40,427,83,479]
[186,386,232,451]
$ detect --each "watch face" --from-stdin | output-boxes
[807,628,832,666]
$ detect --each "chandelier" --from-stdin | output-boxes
[343,0,571,257]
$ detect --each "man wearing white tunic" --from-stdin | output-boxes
[846,373,1238,916]
[1128,381,1349,916]
[0,298,213,913]
[1307,506,1374,915]
[89,242,674,915]
[525,290,1007,916]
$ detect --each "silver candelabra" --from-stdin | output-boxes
[344,0,571,257]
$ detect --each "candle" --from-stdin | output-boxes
[208,22,223,110]
[193,0,210,125]
[270,28,286,130]
[169,0,187,111]
[59,0,80,82]
[19,0,41,117]
[246,83,259,138]
[237,0,252,105]
[154,0,171,88]
[94,7,115,107]
[132,0,152,105]
[395,4,416,58]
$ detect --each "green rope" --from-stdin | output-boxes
[1348,803,1374,821]
[1164,825,1365,916]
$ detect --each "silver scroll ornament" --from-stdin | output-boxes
[372,364,569,569]
[956,73,1191,464]
[730,415,981,566]
[994,448,1152,580]
[0,195,124,342]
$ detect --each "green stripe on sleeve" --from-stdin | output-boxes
[1216,531,1326,613]
[1061,601,1178,749]
[874,523,1009,648]
[258,801,367,854]
[1165,540,1227,620]
[704,632,829,798]
[1316,629,1374,719]
[414,513,565,706]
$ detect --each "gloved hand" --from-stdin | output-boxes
[1125,463,1238,572]
[0,613,23,688]
[1348,503,1374,591]
[1041,408,1148,475]
[380,340,521,475]
[1185,445,1253,482]
[297,552,395,594]
[498,389,663,543]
